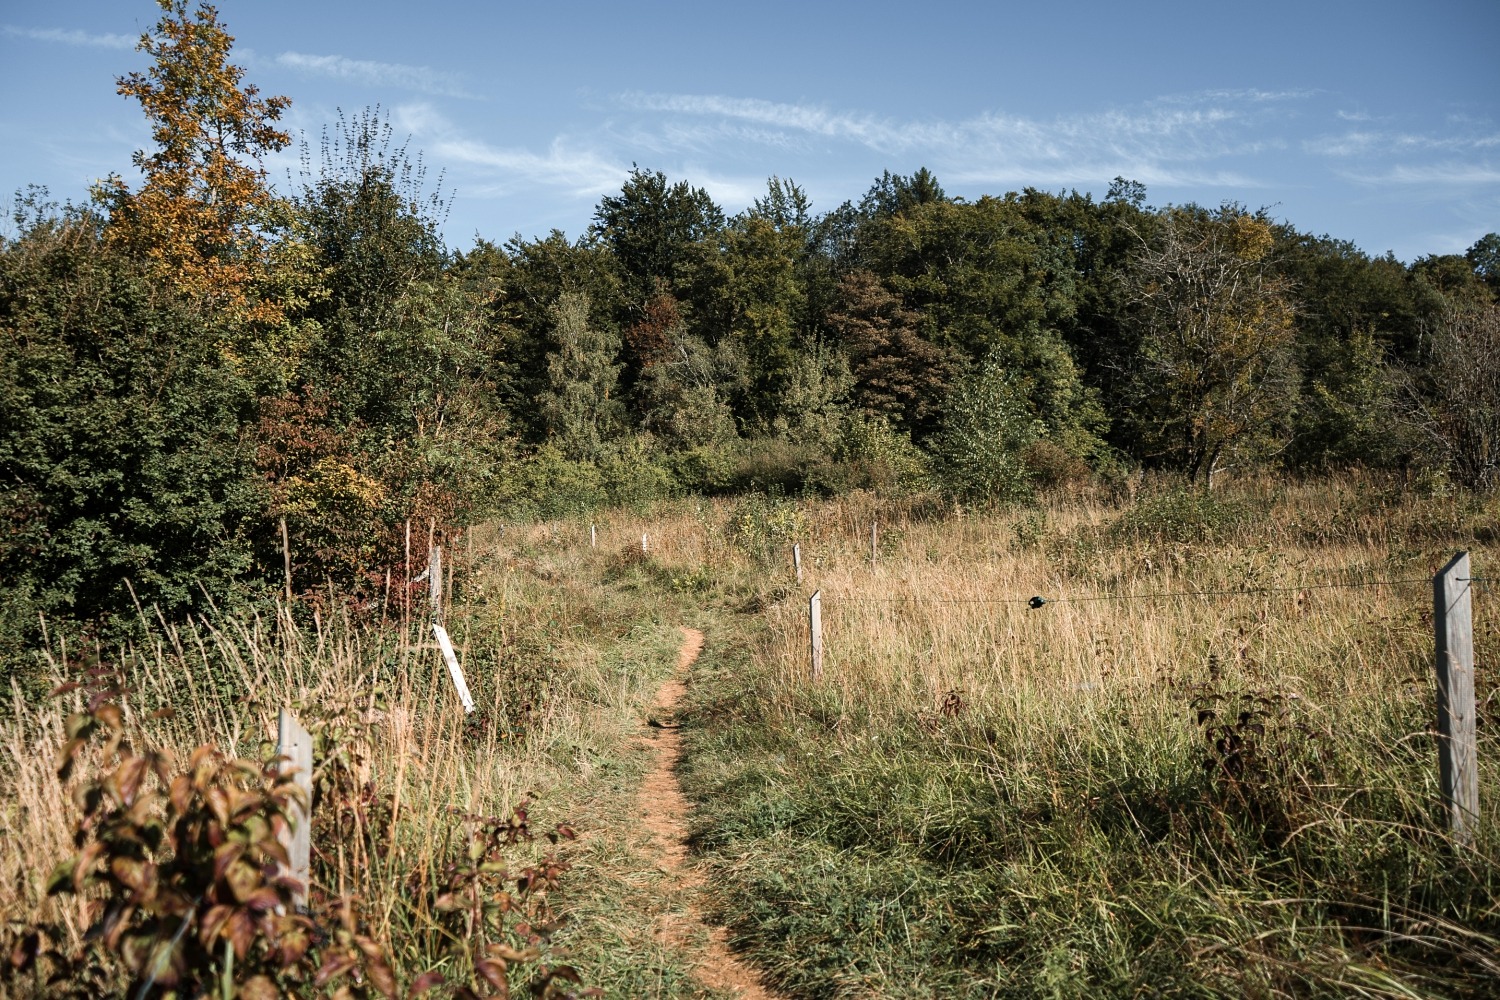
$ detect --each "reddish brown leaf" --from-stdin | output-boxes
[408,971,446,997]
[474,958,510,996]
[108,856,151,892]
[205,786,231,827]
[243,886,282,912]
[365,955,398,998]
[315,950,359,986]
[213,841,246,884]
[169,774,193,815]
[199,903,234,949]
[227,908,255,960]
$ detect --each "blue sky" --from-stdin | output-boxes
[2,0,1497,261]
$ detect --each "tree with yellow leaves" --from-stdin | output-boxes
[94,0,290,322]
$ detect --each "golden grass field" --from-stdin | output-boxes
[3,474,1496,997]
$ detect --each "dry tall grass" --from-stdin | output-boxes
[657,477,1500,997]
[0,518,694,994]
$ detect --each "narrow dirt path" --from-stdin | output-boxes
[637,627,779,1000]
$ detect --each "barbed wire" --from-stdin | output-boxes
[813,575,1435,610]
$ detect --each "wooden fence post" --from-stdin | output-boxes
[403,520,412,632]
[642,532,649,555]
[591,523,597,549]
[433,623,476,714]
[1434,551,1479,846]
[428,545,443,622]
[809,590,823,680]
[279,517,294,604]
[276,709,313,910]
[871,522,878,568]
[793,543,803,585]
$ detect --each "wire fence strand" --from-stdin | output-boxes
[815,575,1433,609]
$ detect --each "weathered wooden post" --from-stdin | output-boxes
[793,543,803,585]
[428,545,443,622]
[642,532,649,555]
[590,523,597,549]
[276,709,313,910]
[279,517,294,604]
[433,623,476,714]
[809,590,823,680]
[403,520,412,632]
[870,522,878,568]
[1434,551,1479,846]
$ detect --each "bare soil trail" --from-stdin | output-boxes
[637,627,780,1000]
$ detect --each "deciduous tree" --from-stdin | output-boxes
[94,0,290,321]
[1123,206,1298,486]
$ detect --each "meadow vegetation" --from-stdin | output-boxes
[4,3,1500,996]
[664,478,1500,998]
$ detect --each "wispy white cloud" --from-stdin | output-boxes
[616,89,1294,192]
[276,52,477,100]
[1344,163,1500,186]
[1306,129,1500,157]
[391,103,625,200]
[3,25,137,49]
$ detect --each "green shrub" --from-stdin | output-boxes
[1111,486,1256,543]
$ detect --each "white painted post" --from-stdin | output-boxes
[871,522,878,568]
[432,623,476,714]
[793,543,803,585]
[276,709,313,910]
[590,523,597,549]
[428,546,443,621]
[809,590,823,680]
[1434,551,1479,846]
[642,532,649,555]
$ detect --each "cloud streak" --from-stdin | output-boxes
[391,103,626,200]
[276,51,477,99]
[3,25,137,50]
[615,89,1295,193]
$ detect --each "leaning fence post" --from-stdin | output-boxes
[793,543,803,585]
[277,709,313,910]
[1434,551,1479,846]
[809,590,823,680]
[433,623,476,714]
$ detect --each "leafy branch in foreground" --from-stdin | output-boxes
[4,662,596,998]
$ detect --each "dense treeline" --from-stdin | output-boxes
[3,0,1499,668]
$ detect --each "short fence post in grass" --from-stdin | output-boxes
[1434,551,1479,846]
[276,708,313,910]
[809,590,823,680]
[279,516,294,604]
[433,622,476,714]
[642,532,649,555]
[591,523,597,549]
[793,543,803,585]
[403,519,412,632]
[870,522,878,568]
[428,545,443,623]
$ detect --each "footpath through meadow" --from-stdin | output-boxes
[635,627,779,1000]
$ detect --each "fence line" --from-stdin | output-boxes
[810,576,1432,609]
[798,551,1480,843]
